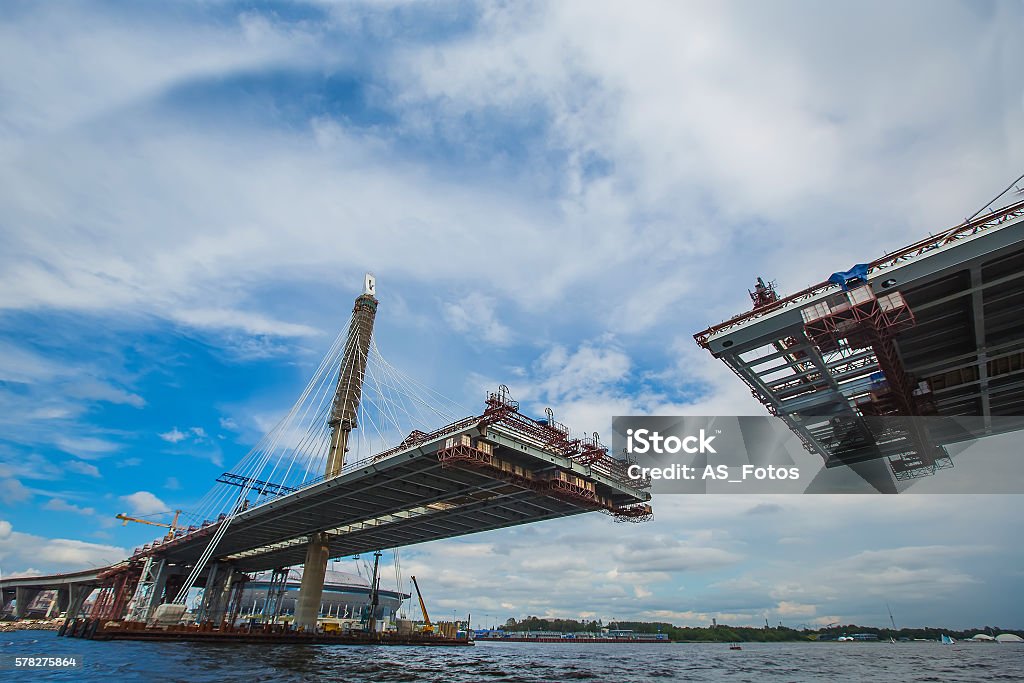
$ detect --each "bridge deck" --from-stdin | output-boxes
[136,420,649,572]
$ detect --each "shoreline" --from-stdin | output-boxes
[0,620,62,632]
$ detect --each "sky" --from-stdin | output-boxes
[1,0,1023,629]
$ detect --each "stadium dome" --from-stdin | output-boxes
[239,566,408,622]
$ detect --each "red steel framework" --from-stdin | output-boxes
[89,563,141,621]
[437,439,653,523]
[802,287,925,417]
[437,387,652,523]
[799,285,948,475]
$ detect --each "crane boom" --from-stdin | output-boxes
[410,575,433,633]
[115,510,182,538]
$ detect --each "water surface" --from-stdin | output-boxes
[3,632,1022,682]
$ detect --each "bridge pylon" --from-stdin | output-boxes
[294,273,378,632]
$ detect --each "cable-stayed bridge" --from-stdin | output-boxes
[1,274,651,634]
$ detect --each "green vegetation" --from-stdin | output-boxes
[499,617,1024,643]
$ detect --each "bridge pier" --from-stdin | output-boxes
[56,586,70,615]
[294,533,330,631]
[1,588,14,616]
[144,559,172,621]
[67,584,94,620]
[14,587,41,619]
[197,562,227,624]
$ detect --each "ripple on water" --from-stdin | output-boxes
[4,634,1024,683]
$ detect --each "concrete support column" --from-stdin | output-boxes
[294,532,330,631]
[141,559,171,623]
[15,587,41,619]
[208,569,238,625]
[56,586,70,614]
[197,562,230,625]
[66,584,94,620]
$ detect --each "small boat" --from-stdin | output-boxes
[729,643,742,650]
[941,634,956,645]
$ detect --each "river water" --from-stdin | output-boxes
[2,632,1022,682]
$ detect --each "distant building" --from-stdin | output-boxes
[240,568,407,622]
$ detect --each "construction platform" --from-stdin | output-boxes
[695,196,1024,480]
[58,617,472,646]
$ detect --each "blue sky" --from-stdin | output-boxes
[1,0,1023,629]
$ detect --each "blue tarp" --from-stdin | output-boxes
[828,263,869,291]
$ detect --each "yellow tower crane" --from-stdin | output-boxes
[115,510,182,539]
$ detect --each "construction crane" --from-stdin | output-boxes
[410,575,434,634]
[115,510,182,539]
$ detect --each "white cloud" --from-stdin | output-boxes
[442,293,512,346]
[160,426,209,445]
[0,479,32,503]
[172,309,320,339]
[43,498,95,516]
[158,428,187,443]
[0,451,64,481]
[164,476,181,490]
[66,460,101,478]
[0,520,126,573]
[65,379,145,408]
[119,491,168,516]
[54,436,121,460]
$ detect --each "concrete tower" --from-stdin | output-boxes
[294,273,378,631]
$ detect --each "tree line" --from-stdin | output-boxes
[497,617,1024,643]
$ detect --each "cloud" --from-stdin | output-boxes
[66,460,101,478]
[0,521,127,572]
[171,308,320,338]
[0,451,64,481]
[442,293,512,346]
[159,426,209,445]
[54,436,121,460]
[164,476,181,490]
[0,479,32,503]
[43,498,96,516]
[4,568,44,579]
[65,379,145,408]
[119,491,168,516]
[158,428,188,444]
[745,502,784,516]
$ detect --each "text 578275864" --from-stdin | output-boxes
[3,656,82,669]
